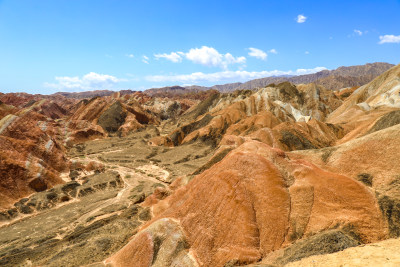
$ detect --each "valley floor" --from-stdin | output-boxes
[0,130,214,266]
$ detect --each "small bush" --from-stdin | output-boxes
[357,173,373,187]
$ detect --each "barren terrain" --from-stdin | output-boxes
[0,63,400,266]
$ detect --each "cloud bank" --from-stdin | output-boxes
[44,72,124,92]
[146,67,327,84]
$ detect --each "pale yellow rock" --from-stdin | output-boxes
[286,238,400,267]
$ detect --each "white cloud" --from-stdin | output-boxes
[154,46,246,69]
[296,14,307,23]
[126,54,134,58]
[354,29,363,36]
[185,46,222,66]
[305,51,310,54]
[248,47,267,60]
[154,52,183,63]
[146,67,327,84]
[142,55,149,64]
[269,49,278,54]
[224,53,246,65]
[44,72,124,92]
[379,35,400,44]
[185,46,245,69]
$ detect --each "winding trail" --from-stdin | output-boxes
[69,149,170,225]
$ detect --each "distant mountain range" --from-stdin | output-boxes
[143,86,203,96]
[212,62,394,92]
[53,89,136,99]
[53,62,395,99]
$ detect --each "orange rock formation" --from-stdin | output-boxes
[106,141,388,266]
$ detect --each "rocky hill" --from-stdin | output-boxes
[1,64,400,266]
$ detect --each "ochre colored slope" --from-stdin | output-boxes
[105,141,387,266]
[291,123,400,200]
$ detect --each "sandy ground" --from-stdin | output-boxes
[286,238,400,267]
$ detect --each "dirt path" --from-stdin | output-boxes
[69,151,170,225]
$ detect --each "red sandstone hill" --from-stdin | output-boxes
[105,141,388,266]
[0,110,69,208]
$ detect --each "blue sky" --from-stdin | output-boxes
[0,0,399,94]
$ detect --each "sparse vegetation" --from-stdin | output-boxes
[277,229,360,265]
[357,173,373,187]
[280,130,316,150]
[97,101,127,133]
[377,193,400,238]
